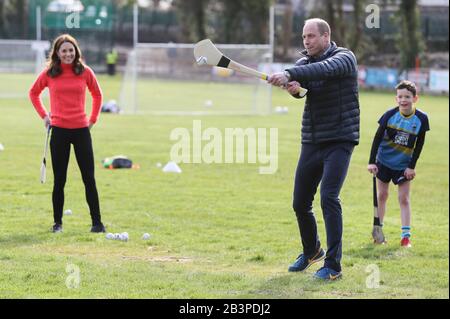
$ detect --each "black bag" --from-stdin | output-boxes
[102,156,132,169]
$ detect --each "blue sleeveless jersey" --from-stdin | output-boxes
[377,107,430,170]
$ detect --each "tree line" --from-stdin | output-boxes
[0,0,427,70]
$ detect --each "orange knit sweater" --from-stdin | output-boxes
[29,63,102,129]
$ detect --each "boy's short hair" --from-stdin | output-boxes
[396,80,417,97]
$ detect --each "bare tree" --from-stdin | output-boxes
[221,0,244,42]
[396,0,425,71]
[218,0,270,43]
[0,0,29,38]
[0,0,5,38]
[324,0,347,47]
[173,0,208,42]
[336,0,345,47]
[242,0,270,44]
[16,0,28,38]
[349,0,364,54]
[282,0,294,59]
[325,0,336,41]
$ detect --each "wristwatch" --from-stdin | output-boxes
[284,70,291,81]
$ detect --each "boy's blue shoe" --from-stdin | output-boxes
[288,248,325,272]
[314,267,342,281]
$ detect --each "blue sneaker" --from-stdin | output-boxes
[314,267,342,281]
[288,248,325,272]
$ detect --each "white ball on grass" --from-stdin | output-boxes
[64,209,72,215]
[106,233,115,240]
[142,233,151,240]
[120,232,129,241]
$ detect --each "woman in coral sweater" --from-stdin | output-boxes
[29,34,105,233]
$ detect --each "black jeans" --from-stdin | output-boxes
[50,126,102,226]
[292,142,354,272]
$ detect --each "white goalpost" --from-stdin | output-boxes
[0,40,49,74]
[119,42,273,115]
[118,4,274,116]
[0,7,49,98]
[0,39,50,98]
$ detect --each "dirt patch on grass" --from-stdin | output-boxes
[121,255,193,263]
[30,245,193,264]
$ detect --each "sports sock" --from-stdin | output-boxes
[401,226,411,239]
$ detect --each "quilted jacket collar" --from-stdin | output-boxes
[300,41,337,61]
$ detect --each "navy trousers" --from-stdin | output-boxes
[292,142,354,272]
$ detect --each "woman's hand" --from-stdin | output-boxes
[43,114,51,129]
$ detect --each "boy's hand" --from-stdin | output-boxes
[404,168,415,180]
[367,164,378,175]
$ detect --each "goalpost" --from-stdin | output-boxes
[119,42,273,115]
[0,8,49,99]
[118,4,275,116]
[0,39,50,98]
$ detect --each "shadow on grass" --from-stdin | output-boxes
[346,242,404,260]
[0,229,99,248]
[239,272,338,299]
[0,232,49,247]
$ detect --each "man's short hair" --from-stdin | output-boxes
[396,80,417,97]
[305,18,331,36]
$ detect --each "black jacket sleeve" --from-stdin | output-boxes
[408,131,426,169]
[369,125,385,164]
[286,50,357,82]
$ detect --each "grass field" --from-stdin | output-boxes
[0,74,448,299]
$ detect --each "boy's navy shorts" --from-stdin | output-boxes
[376,162,408,185]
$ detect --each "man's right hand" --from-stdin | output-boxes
[367,164,378,175]
[267,72,289,87]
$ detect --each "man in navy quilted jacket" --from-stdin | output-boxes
[268,18,360,281]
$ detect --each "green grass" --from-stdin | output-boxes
[0,74,448,298]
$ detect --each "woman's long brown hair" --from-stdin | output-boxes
[47,34,85,78]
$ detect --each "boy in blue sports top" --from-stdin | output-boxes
[367,80,430,248]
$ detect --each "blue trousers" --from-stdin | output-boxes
[293,142,354,272]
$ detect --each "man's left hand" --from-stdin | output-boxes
[268,72,289,87]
